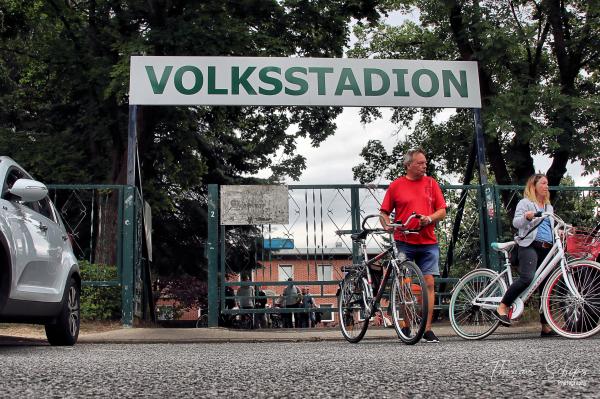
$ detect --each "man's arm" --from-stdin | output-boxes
[421,208,447,226]
[379,211,393,232]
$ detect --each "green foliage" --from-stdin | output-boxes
[0,0,388,278]
[79,261,121,321]
[553,176,599,228]
[350,1,600,192]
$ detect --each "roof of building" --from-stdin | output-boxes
[264,247,384,257]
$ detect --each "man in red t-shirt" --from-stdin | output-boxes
[380,148,447,343]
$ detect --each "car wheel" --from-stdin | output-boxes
[45,277,80,346]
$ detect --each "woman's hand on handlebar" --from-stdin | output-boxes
[524,211,535,221]
[525,210,544,221]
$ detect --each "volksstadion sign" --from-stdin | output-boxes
[129,56,481,108]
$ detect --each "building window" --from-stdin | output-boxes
[317,264,332,281]
[319,304,334,322]
[278,265,293,281]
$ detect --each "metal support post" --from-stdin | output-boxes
[207,184,219,327]
[473,108,499,269]
[350,187,361,265]
[127,105,138,186]
[121,185,135,326]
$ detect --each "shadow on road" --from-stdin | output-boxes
[0,335,48,347]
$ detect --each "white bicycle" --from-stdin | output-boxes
[450,211,600,340]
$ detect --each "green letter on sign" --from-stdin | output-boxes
[308,67,334,95]
[208,66,228,94]
[412,69,439,97]
[442,70,468,97]
[285,67,308,96]
[392,69,409,96]
[259,67,283,95]
[364,68,390,96]
[335,68,362,96]
[146,66,173,94]
[174,66,203,95]
[232,67,257,95]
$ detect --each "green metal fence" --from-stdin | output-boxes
[207,183,482,327]
[47,184,145,326]
[208,183,599,327]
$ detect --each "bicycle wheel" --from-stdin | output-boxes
[542,260,600,338]
[195,314,208,328]
[338,271,370,343]
[391,261,428,345]
[449,269,507,340]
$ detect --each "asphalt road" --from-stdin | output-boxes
[0,333,597,398]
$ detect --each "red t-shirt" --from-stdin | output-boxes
[380,176,447,244]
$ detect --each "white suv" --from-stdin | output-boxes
[0,157,80,345]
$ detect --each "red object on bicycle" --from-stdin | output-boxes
[411,284,422,304]
[566,227,600,260]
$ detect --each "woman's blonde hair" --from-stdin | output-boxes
[523,174,550,204]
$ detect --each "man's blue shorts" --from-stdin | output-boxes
[395,241,440,276]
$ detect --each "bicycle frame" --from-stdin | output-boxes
[473,212,582,312]
[339,212,423,316]
[356,238,393,317]
[355,234,417,318]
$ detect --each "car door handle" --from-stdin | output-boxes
[39,224,48,232]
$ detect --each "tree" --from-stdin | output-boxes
[350,1,600,195]
[0,0,387,277]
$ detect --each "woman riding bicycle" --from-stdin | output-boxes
[495,173,557,337]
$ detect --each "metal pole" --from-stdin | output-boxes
[127,105,138,186]
[442,132,476,278]
[207,184,219,327]
[473,108,488,185]
[121,185,135,327]
[350,187,360,265]
[473,108,498,268]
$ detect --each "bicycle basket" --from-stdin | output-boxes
[566,227,600,261]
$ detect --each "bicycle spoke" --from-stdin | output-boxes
[338,272,370,343]
[450,270,505,340]
[544,261,600,338]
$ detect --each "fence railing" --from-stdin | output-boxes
[48,184,144,326]
[207,183,599,327]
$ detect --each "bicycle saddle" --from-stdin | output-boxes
[351,230,369,241]
[491,241,517,251]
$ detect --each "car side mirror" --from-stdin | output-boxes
[8,178,48,202]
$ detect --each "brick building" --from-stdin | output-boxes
[250,246,380,326]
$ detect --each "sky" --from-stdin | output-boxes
[263,108,598,249]
[276,7,598,188]
[250,8,598,249]
[278,107,597,187]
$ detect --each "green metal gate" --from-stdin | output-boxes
[207,183,488,327]
[48,184,146,326]
[207,183,599,327]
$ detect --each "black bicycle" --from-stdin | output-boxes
[337,213,429,344]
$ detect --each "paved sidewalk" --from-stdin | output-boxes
[76,322,543,344]
[0,322,544,345]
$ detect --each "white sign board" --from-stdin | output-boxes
[220,185,289,225]
[130,56,481,108]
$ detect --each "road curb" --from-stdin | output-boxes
[75,324,544,345]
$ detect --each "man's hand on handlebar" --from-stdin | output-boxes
[418,214,432,227]
[379,211,423,233]
[379,212,394,232]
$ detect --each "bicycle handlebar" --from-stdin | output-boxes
[383,212,424,234]
[337,212,424,237]
[533,211,570,227]
[530,212,574,238]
